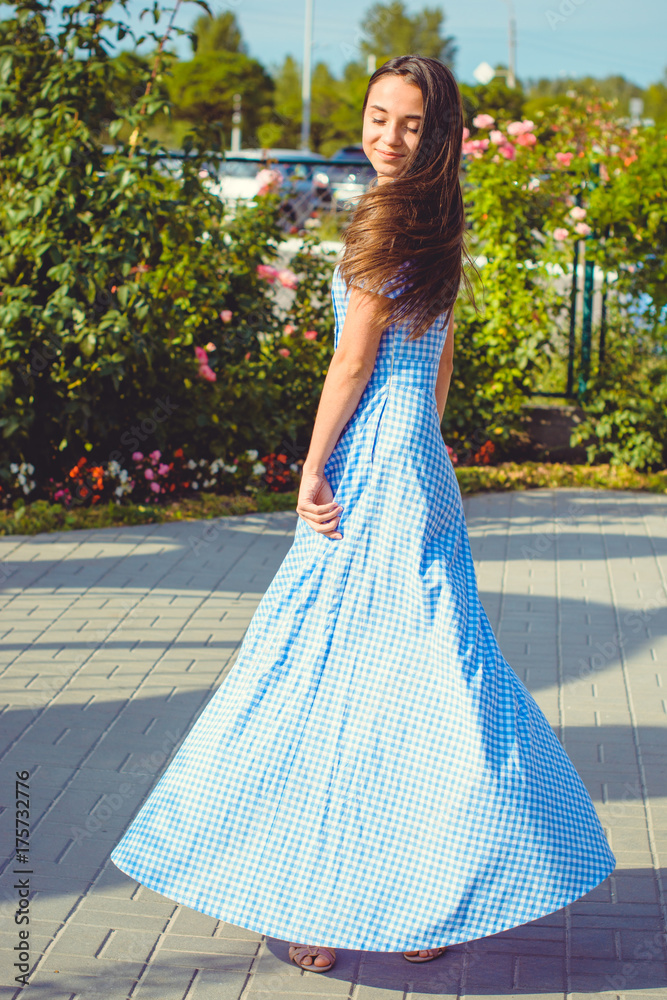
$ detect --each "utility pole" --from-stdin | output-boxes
[231,93,242,152]
[504,0,517,88]
[300,0,314,150]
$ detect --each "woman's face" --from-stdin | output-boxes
[362,75,423,185]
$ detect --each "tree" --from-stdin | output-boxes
[644,70,667,126]
[191,11,247,56]
[167,51,274,142]
[524,74,644,117]
[460,74,525,127]
[271,55,302,147]
[359,1,457,67]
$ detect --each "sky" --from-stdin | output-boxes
[102,0,666,89]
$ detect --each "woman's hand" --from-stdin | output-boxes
[296,470,343,540]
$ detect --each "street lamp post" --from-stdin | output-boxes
[300,0,314,150]
[504,0,517,89]
[475,1,516,88]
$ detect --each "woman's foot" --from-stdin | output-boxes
[403,946,447,963]
[288,942,337,972]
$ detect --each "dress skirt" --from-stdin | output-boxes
[110,263,615,951]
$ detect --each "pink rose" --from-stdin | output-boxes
[158,463,170,475]
[499,143,516,160]
[516,132,537,147]
[489,130,505,145]
[472,114,495,129]
[277,269,299,290]
[556,151,574,167]
[462,127,470,140]
[220,310,233,323]
[194,346,208,363]
[144,468,155,480]
[132,451,144,462]
[149,450,161,463]
[553,227,569,242]
[278,347,290,357]
[507,119,535,136]
[304,329,318,340]
[199,364,217,382]
[284,324,295,336]
[569,206,587,221]
[574,222,592,237]
[150,482,161,493]
[255,167,282,195]
[256,264,278,282]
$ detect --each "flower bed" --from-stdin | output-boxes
[2,463,665,537]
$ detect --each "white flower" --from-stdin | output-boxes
[252,462,266,476]
[108,460,121,476]
[26,463,35,474]
[199,459,207,467]
[114,486,124,497]
[192,481,199,490]
[224,464,237,474]
[528,177,540,191]
[290,463,299,473]
[187,459,197,470]
[119,469,129,483]
[10,463,18,474]
[246,449,258,461]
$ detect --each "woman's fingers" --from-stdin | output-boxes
[298,506,343,524]
[299,500,340,513]
[296,507,343,536]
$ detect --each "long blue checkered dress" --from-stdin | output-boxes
[111,262,615,952]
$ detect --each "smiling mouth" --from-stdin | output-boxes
[377,149,404,157]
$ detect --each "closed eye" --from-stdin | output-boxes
[371,117,419,133]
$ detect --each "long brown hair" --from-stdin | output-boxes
[339,55,475,341]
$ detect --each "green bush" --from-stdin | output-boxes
[571,314,667,471]
[0,1,336,507]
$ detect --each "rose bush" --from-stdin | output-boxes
[0,0,336,507]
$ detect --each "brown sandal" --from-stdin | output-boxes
[288,942,337,972]
[403,946,447,963]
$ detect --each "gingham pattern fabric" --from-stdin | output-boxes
[110,262,615,952]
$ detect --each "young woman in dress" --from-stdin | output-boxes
[111,55,615,976]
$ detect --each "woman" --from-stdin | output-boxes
[110,55,615,975]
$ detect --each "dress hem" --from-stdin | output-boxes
[110,853,616,953]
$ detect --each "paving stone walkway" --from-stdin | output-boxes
[0,487,666,1000]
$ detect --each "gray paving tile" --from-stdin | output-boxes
[2,493,666,1000]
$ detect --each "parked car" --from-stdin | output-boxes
[202,149,332,229]
[329,145,369,164]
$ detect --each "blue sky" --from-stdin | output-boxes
[47,1,667,88]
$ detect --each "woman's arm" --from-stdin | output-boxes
[302,286,387,476]
[434,309,455,423]
[296,285,387,539]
